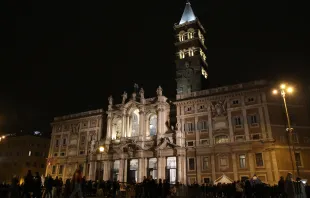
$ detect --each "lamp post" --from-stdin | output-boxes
[272,83,300,177]
[85,144,105,180]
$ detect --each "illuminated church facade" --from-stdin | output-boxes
[46,2,310,184]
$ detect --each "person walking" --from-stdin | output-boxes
[69,169,83,198]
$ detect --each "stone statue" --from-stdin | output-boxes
[116,130,121,139]
[132,92,136,101]
[71,123,79,135]
[157,86,163,96]
[139,88,144,99]
[122,92,127,104]
[108,95,113,106]
[90,140,96,152]
[212,100,227,116]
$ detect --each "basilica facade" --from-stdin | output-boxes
[46,2,310,184]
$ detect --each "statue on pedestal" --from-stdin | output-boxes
[211,100,227,116]
[121,92,127,104]
[139,88,144,99]
[90,140,96,152]
[157,86,163,96]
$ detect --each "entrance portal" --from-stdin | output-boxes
[166,157,176,184]
[148,158,157,179]
[128,159,138,183]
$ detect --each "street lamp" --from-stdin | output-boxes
[272,83,300,177]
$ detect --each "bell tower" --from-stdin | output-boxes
[174,1,208,94]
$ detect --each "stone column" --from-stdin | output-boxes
[231,153,238,181]
[195,116,199,145]
[196,156,202,184]
[106,116,112,142]
[208,110,213,146]
[124,159,128,182]
[157,157,166,181]
[138,158,145,182]
[122,114,126,137]
[177,156,182,183]
[126,115,130,137]
[89,161,96,181]
[271,150,279,184]
[242,109,250,141]
[181,118,185,133]
[211,154,216,182]
[264,151,273,184]
[119,159,125,182]
[241,96,250,141]
[183,156,187,184]
[103,161,111,181]
[248,153,255,177]
[157,108,162,137]
[258,107,267,139]
[82,162,87,177]
[262,93,272,139]
[228,110,234,142]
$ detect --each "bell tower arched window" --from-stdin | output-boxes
[188,28,195,39]
[188,48,194,57]
[178,31,186,42]
[179,51,185,59]
[131,109,139,137]
[149,115,157,136]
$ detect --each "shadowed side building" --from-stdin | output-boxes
[45,109,105,181]
[0,134,50,183]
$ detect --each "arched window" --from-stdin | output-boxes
[131,109,139,137]
[179,51,185,59]
[149,115,157,136]
[178,31,185,42]
[198,30,205,43]
[188,28,195,39]
[215,135,229,144]
[188,48,194,57]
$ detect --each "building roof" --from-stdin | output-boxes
[179,2,196,25]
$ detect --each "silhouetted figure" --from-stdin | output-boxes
[21,170,33,198]
[69,169,83,198]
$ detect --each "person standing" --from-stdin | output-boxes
[69,169,83,198]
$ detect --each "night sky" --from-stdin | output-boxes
[0,0,309,135]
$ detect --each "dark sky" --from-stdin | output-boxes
[0,0,309,134]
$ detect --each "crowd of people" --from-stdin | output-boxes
[0,170,309,198]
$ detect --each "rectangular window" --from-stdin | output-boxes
[54,153,58,157]
[247,97,255,103]
[232,100,239,105]
[234,116,242,126]
[200,139,210,145]
[187,141,194,147]
[202,157,209,170]
[255,153,264,167]
[235,135,245,142]
[188,158,195,170]
[185,122,194,132]
[203,178,210,184]
[81,136,86,145]
[239,154,246,168]
[250,115,258,125]
[55,139,59,147]
[79,151,85,155]
[198,121,208,130]
[295,153,302,167]
[252,134,261,140]
[59,165,64,174]
[52,166,56,174]
[60,152,65,156]
[63,138,67,146]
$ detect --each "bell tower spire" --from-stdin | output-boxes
[174,2,208,94]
